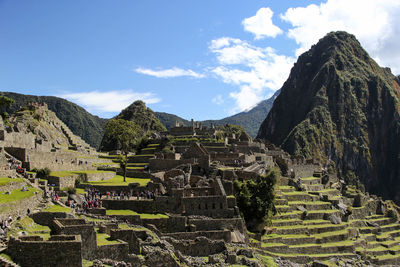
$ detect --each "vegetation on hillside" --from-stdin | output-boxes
[1,92,106,149]
[234,169,277,232]
[257,31,400,203]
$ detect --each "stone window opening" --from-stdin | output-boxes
[205,203,208,210]
[198,204,201,210]
[212,203,216,209]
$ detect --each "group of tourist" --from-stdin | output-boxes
[0,216,13,236]
[80,188,102,213]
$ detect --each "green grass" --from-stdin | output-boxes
[261,242,287,248]
[106,209,168,219]
[131,154,154,157]
[9,217,51,240]
[258,254,278,267]
[75,188,86,194]
[0,253,13,262]
[127,163,148,166]
[96,233,120,246]
[300,177,320,180]
[43,204,71,213]
[0,177,24,186]
[81,175,150,186]
[50,170,115,177]
[0,186,40,204]
[126,166,144,170]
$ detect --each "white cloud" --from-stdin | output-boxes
[135,67,205,78]
[212,94,224,105]
[209,38,295,112]
[60,90,161,114]
[281,0,400,73]
[242,7,283,39]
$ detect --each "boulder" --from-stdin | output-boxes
[328,214,342,224]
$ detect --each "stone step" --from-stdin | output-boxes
[302,184,325,192]
[365,246,391,256]
[370,253,400,266]
[299,177,321,185]
[309,189,340,197]
[275,199,288,206]
[380,224,400,233]
[280,235,316,246]
[367,217,397,226]
[273,211,302,220]
[315,229,349,243]
[303,210,341,220]
[276,205,291,213]
[288,201,331,211]
[271,219,303,227]
[282,192,316,202]
[278,186,295,192]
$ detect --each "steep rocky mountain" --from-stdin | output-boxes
[257,31,400,203]
[1,92,106,149]
[156,90,279,137]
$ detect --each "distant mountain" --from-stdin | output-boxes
[0,92,106,149]
[99,100,166,151]
[155,90,279,137]
[257,31,400,203]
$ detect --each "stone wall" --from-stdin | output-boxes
[182,196,233,218]
[7,235,82,267]
[47,175,76,189]
[164,230,231,242]
[102,199,156,213]
[290,164,321,178]
[109,229,141,254]
[31,211,68,226]
[0,189,42,219]
[149,159,195,171]
[96,241,129,261]
[52,218,97,260]
[165,236,226,256]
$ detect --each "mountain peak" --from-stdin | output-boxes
[257,31,400,203]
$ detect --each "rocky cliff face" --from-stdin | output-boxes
[257,31,400,203]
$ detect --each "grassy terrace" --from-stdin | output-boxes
[43,204,71,213]
[9,217,51,240]
[81,175,150,186]
[300,177,320,181]
[96,232,120,246]
[0,177,24,187]
[106,209,169,219]
[0,186,40,204]
[50,170,115,177]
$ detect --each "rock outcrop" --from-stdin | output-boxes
[257,31,400,203]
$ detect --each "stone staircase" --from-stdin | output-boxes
[252,176,400,265]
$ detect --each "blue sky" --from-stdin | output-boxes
[1,0,399,120]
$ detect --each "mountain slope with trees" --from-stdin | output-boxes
[0,92,106,149]
[257,31,400,203]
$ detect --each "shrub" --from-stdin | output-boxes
[275,157,288,176]
[234,169,277,232]
[36,167,51,179]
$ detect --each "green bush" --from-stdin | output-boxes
[234,169,277,232]
[36,167,51,178]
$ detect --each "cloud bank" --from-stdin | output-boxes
[135,67,205,78]
[281,0,400,73]
[242,7,282,39]
[60,90,160,115]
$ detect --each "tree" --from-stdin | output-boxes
[0,96,15,122]
[234,169,278,232]
[100,119,143,182]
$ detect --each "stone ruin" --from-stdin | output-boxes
[1,113,400,266]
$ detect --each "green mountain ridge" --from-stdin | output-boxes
[0,92,106,149]
[257,31,400,203]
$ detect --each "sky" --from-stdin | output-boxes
[1,0,399,120]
